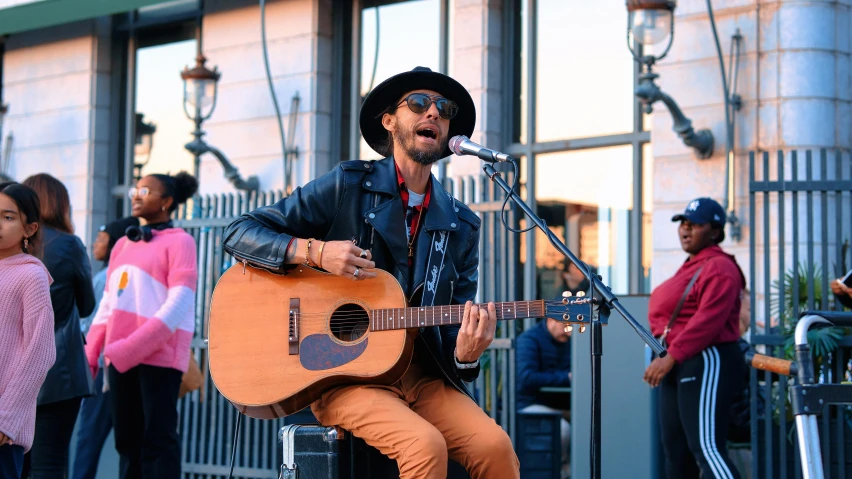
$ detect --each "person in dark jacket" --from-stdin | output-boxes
[71,216,138,479]
[223,67,519,479]
[644,197,746,479]
[21,173,96,479]
[516,317,571,474]
[830,273,852,309]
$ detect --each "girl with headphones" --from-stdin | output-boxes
[85,172,198,479]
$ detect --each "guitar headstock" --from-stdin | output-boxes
[543,291,604,331]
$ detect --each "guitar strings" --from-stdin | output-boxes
[286,299,575,321]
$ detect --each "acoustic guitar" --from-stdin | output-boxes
[208,264,593,419]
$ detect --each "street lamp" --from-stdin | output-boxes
[133,113,156,181]
[627,0,714,159]
[180,53,258,192]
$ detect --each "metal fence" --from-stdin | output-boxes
[172,170,520,478]
[749,149,852,479]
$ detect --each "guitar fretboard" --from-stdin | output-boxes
[369,300,546,331]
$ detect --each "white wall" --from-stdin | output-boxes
[651,1,852,292]
[2,19,113,246]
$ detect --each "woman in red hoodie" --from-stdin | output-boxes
[644,197,746,479]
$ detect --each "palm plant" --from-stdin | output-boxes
[770,263,843,364]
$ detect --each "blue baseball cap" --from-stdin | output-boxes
[671,197,726,227]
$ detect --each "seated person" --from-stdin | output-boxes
[562,261,596,297]
[516,316,572,475]
[831,272,852,309]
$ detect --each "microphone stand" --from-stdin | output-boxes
[481,163,666,479]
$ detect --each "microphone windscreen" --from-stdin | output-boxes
[448,135,468,155]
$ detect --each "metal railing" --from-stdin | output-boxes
[749,149,852,479]
[173,171,520,478]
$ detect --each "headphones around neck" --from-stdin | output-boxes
[125,221,173,243]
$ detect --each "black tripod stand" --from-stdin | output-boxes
[482,163,666,479]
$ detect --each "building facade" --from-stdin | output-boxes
[5,0,846,303]
[3,1,852,477]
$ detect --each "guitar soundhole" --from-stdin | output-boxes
[330,303,370,342]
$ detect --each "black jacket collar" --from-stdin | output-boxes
[363,157,460,232]
[363,157,461,295]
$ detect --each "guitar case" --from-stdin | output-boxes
[277,423,470,479]
[278,425,347,479]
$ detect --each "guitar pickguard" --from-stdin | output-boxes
[300,334,368,371]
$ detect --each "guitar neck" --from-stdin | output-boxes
[369,300,546,331]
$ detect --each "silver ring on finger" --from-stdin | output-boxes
[353,267,361,278]
[359,249,368,259]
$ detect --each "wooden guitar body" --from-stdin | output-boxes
[208,265,412,419]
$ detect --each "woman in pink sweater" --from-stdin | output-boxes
[0,182,56,478]
[85,172,198,479]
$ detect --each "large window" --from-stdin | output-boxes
[510,0,651,295]
[533,0,634,143]
[113,1,201,212]
[134,39,197,178]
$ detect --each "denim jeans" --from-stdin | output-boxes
[0,444,24,479]
[72,369,112,479]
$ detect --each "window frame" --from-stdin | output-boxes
[113,8,201,216]
[506,0,651,295]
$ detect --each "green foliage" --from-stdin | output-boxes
[768,262,846,428]
[770,263,825,328]
[770,262,843,363]
[782,326,844,363]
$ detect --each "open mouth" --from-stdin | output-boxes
[416,126,438,141]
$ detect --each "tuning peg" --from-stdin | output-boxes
[579,325,587,333]
[564,325,573,333]
[562,291,573,297]
[576,291,586,297]
[562,313,570,321]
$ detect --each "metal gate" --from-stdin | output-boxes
[173,171,520,478]
[749,149,852,479]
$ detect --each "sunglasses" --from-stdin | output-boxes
[393,93,458,120]
[128,187,154,199]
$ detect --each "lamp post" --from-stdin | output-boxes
[180,53,258,191]
[626,0,714,159]
[133,113,156,182]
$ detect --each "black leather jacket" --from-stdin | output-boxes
[223,157,482,396]
[38,227,96,405]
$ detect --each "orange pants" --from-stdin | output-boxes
[311,362,520,479]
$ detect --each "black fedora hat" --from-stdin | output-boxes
[359,66,476,159]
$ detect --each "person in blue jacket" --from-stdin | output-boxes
[72,216,138,479]
[516,314,572,476]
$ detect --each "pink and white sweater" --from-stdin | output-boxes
[0,254,56,452]
[85,228,197,374]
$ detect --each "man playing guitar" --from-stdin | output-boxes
[222,67,520,479]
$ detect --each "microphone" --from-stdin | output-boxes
[448,135,515,163]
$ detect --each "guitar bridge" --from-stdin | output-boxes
[289,299,299,355]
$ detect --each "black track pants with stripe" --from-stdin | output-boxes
[658,341,745,479]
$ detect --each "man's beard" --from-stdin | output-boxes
[395,127,444,166]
